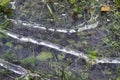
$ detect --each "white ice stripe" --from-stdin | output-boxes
[0,58,28,75]
[9,19,98,33]
[56,29,68,33]
[0,29,120,64]
[95,58,120,64]
[69,29,76,33]
[0,29,89,60]
[48,28,55,31]
[0,58,40,77]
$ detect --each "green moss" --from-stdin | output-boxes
[21,55,36,66]
[88,50,97,59]
[114,0,120,7]
[5,42,13,48]
[58,54,65,60]
[36,51,53,61]
[0,51,14,61]
[0,33,4,38]
[0,0,12,17]
[0,69,11,75]
[0,20,10,29]
[117,77,120,80]
[0,0,10,7]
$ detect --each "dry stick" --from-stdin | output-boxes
[9,19,98,33]
[0,29,120,64]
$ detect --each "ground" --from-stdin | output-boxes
[0,0,120,80]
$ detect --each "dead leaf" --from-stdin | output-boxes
[101,5,110,12]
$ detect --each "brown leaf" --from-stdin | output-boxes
[101,5,110,12]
